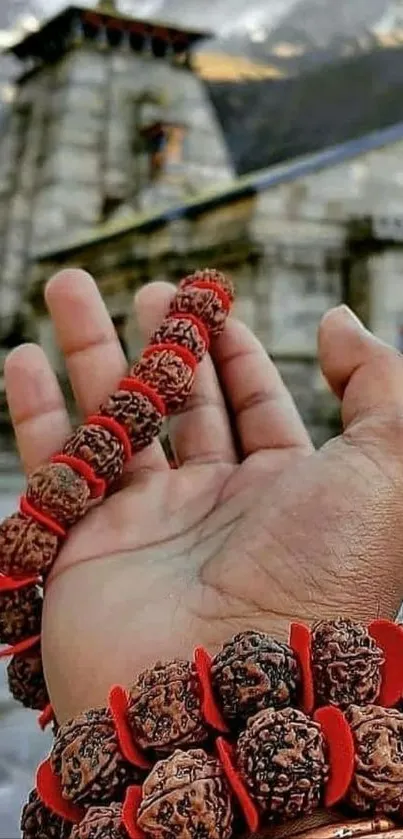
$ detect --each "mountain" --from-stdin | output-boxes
[208,41,403,174]
[199,0,392,77]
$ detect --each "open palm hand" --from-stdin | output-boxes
[5,271,403,724]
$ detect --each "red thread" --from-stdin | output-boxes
[368,620,403,707]
[122,786,146,839]
[38,704,56,731]
[118,377,166,417]
[20,496,66,540]
[0,574,39,592]
[36,758,84,823]
[289,623,314,714]
[142,342,197,372]
[193,647,229,733]
[313,706,355,807]
[51,454,106,499]
[108,686,151,770]
[86,415,132,463]
[164,313,210,351]
[0,633,41,659]
[123,787,145,839]
[216,738,259,833]
[189,280,231,313]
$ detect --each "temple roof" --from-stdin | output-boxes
[6,4,210,62]
[35,118,403,262]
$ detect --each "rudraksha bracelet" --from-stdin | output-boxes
[18,620,403,814]
[37,617,403,741]
[22,695,403,839]
[0,269,234,710]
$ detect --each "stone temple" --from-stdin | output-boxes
[2,1,403,457]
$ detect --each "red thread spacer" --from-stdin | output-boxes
[122,786,146,839]
[164,313,210,351]
[313,706,355,807]
[38,704,56,731]
[216,738,259,833]
[368,620,403,707]
[108,686,151,770]
[51,454,106,499]
[289,622,315,714]
[0,573,39,592]
[142,342,197,372]
[194,647,229,734]
[118,377,167,417]
[20,496,66,540]
[188,280,231,313]
[86,415,132,463]
[36,758,84,823]
[0,633,41,659]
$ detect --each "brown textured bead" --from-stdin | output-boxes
[26,463,90,527]
[21,789,72,839]
[138,749,233,839]
[151,316,208,362]
[71,804,125,839]
[237,707,328,821]
[180,269,235,303]
[132,348,194,412]
[128,660,208,753]
[0,584,42,645]
[100,389,163,451]
[312,619,384,709]
[63,424,125,483]
[51,708,142,807]
[0,512,59,577]
[345,705,403,815]
[171,286,228,337]
[211,631,300,726]
[7,647,48,710]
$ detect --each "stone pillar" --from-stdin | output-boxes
[0,71,53,333]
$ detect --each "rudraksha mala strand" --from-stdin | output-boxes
[121,619,402,757]
[0,574,42,645]
[26,702,403,839]
[0,268,233,710]
[40,618,403,814]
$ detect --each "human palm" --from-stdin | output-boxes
[5,270,403,724]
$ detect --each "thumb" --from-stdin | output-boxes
[318,305,403,432]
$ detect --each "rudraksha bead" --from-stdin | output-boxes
[26,463,90,527]
[345,705,403,815]
[151,316,208,363]
[63,424,125,483]
[0,584,42,645]
[171,285,228,337]
[71,804,125,839]
[180,269,235,304]
[128,660,208,753]
[211,631,300,726]
[0,512,60,576]
[312,619,384,709]
[131,348,194,412]
[236,707,328,820]
[21,789,72,839]
[100,389,163,452]
[137,749,233,839]
[7,647,48,710]
[51,708,141,807]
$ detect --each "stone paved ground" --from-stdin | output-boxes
[0,491,52,839]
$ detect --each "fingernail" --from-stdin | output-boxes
[324,304,365,329]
